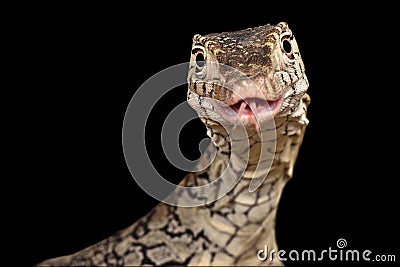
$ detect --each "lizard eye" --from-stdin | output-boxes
[281,37,294,59]
[195,51,205,68]
[192,46,206,71]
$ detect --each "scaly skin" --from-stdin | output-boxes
[38,22,310,266]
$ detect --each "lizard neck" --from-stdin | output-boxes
[176,94,310,263]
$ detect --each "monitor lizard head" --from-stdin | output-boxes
[187,22,308,131]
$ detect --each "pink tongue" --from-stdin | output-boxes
[232,101,248,131]
[237,99,259,117]
[234,100,261,135]
[236,101,248,118]
[249,101,257,114]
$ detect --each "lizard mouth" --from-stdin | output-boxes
[215,96,284,128]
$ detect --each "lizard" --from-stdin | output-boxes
[38,21,310,266]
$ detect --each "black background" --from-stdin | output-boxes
[16,3,398,266]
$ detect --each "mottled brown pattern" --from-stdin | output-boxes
[38,22,310,266]
[194,24,276,75]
